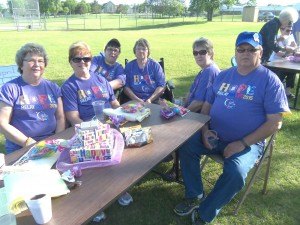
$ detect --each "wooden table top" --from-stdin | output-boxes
[264,59,300,73]
[4,103,210,225]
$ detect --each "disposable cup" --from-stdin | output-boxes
[92,100,105,122]
[25,194,52,224]
[0,213,16,225]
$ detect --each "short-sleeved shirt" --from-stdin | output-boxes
[0,77,61,153]
[205,65,290,142]
[269,34,296,61]
[186,63,220,107]
[61,73,115,122]
[124,58,166,101]
[90,52,126,86]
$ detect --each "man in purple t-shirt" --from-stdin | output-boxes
[174,32,290,225]
[90,38,126,91]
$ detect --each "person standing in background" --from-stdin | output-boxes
[259,7,299,63]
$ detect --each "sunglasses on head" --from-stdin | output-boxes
[236,48,259,53]
[72,57,92,63]
[193,50,207,56]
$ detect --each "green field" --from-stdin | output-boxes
[0,21,299,225]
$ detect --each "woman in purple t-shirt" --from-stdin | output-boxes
[0,43,66,154]
[184,37,220,112]
[124,38,166,103]
[61,41,120,126]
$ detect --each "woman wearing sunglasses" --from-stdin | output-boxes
[61,41,120,126]
[183,37,220,112]
[0,43,66,154]
[269,26,297,99]
[164,37,220,181]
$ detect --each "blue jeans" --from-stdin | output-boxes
[179,131,263,222]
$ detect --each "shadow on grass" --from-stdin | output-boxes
[64,21,207,32]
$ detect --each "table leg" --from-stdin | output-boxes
[293,73,300,110]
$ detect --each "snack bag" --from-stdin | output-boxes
[120,126,153,148]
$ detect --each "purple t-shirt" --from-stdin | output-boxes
[90,52,126,86]
[0,77,61,153]
[186,63,220,107]
[61,73,115,121]
[124,58,166,100]
[206,65,289,142]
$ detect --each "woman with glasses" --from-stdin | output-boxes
[259,7,298,63]
[61,41,120,126]
[0,43,66,154]
[123,38,166,104]
[183,37,220,112]
[269,26,297,99]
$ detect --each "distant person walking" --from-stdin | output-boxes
[259,7,299,63]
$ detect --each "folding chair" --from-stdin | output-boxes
[200,132,277,215]
[119,57,175,104]
[231,56,237,66]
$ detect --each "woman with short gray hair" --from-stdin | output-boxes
[0,43,65,154]
[259,7,299,63]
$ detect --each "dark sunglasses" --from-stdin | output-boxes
[193,50,207,56]
[72,57,92,63]
[236,48,259,53]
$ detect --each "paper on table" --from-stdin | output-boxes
[103,107,151,122]
[12,149,61,170]
[0,187,9,217]
[3,169,70,214]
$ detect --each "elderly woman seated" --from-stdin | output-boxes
[123,38,166,104]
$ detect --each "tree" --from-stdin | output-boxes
[64,0,77,14]
[90,0,101,14]
[189,0,239,21]
[48,0,63,16]
[75,0,90,15]
[116,4,129,14]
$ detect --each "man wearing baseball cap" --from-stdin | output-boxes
[174,31,290,224]
[90,38,125,91]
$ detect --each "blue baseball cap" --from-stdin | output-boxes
[235,32,262,48]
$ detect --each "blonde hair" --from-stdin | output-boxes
[68,41,92,62]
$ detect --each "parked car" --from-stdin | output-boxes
[258,12,275,22]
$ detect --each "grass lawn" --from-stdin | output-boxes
[0,21,299,225]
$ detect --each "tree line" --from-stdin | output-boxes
[3,0,256,21]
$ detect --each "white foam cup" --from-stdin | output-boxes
[25,194,52,224]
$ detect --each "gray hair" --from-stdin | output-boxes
[279,7,299,26]
[192,37,214,59]
[133,38,150,57]
[15,43,48,74]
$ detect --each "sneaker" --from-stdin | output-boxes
[191,209,207,225]
[118,192,133,206]
[93,211,106,222]
[174,194,204,216]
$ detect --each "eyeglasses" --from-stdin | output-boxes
[72,57,92,63]
[280,27,293,33]
[24,59,45,65]
[193,50,208,56]
[106,47,120,53]
[136,47,148,52]
[236,48,259,53]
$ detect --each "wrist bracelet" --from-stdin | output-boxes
[240,138,250,148]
